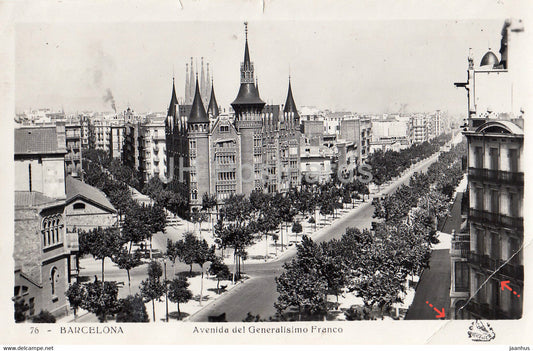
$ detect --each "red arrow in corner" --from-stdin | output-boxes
[434,307,445,319]
[501,280,521,298]
[501,280,512,291]
[425,301,446,319]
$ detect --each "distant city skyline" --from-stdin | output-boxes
[16,19,504,115]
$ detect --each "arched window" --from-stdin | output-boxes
[73,202,86,210]
[50,267,58,296]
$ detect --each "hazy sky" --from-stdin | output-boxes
[15,19,504,115]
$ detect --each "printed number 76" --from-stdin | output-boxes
[30,327,39,334]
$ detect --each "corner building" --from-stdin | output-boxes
[166,24,301,208]
[451,19,525,319]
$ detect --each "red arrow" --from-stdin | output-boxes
[501,280,521,297]
[501,281,512,291]
[433,308,445,319]
[425,301,445,319]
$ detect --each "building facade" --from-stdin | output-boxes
[14,127,73,319]
[123,116,167,184]
[451,18,525,319]
[165,23,301,207]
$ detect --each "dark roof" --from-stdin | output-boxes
[15,127,64,155]
[15,191,61,208]
[167,78,178,118]
[188,77,209,123]
[283,80,299,115]
[231,83,265,107]
[66,176,116,213]
[480,51,499,67]
[207,83,220,118]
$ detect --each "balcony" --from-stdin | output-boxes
[468,167,523,186]
[469,208,523,230]
[467,252,523,281]
[464,300,511,319]
[451,239,470,257]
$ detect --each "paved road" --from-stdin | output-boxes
[189,148,450,322]
[404,249,451,320]
[404,191,464,320]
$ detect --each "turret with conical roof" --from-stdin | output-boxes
[207,80,220,118]
[283,77,300,123]
[166,77,179,133]
[188,75,209,125]
[232,22,264,195]
[231,22,265,112]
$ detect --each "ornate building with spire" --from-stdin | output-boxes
[165,23,301,208]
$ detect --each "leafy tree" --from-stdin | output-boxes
[291,221,303,242]
[275,259,328,321]
[167,277,193,320]
[173,232,197,276]
[65,282,84,320]
[31,310,56,323]
[140,261,166,322]
[275,236,331,320]
[166,238,180,275]
[79,227,123,282]
[116,294,149,322]
[202,193,218,233]
[81,281,120,322]
[112,248,143,292]
[193,239,216,305]
[208,258,231,294]
[214,222,254,281]
[145,203,167,258]
[220,194,252,224]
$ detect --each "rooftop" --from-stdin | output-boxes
[14,127,65,155]
[66,176,116,213]
[15,191,62,209]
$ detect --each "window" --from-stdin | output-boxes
[509,237,520,265]
[28,164,32,192]
[475,146,483,168]
[50,267,58,297]
[491,232,500,259]
[476,187,484,211]
[220,125,229,133]
[476,229,485,255]
[490,147,499,171]
[490,279,500,307]
[509,192,519,217]
[73,203,85,210]
[490,189,499,213]
[42,216,62,248]
[454,262,469,292]
[509,148,518,172]
[476,273,486,303]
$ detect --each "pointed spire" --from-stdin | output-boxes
[185,63,190,104]
[206,63,211,98]
[208,80,220,118]
[255,76,260,98]
[200,57,206,101]
[283,78,299,116]
[188,74,208,124]
[231,22,264,108]
[243,21,250,68]
[167,78,179,134]
[189,57,195,104]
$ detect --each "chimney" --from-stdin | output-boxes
[55,121,67,151]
